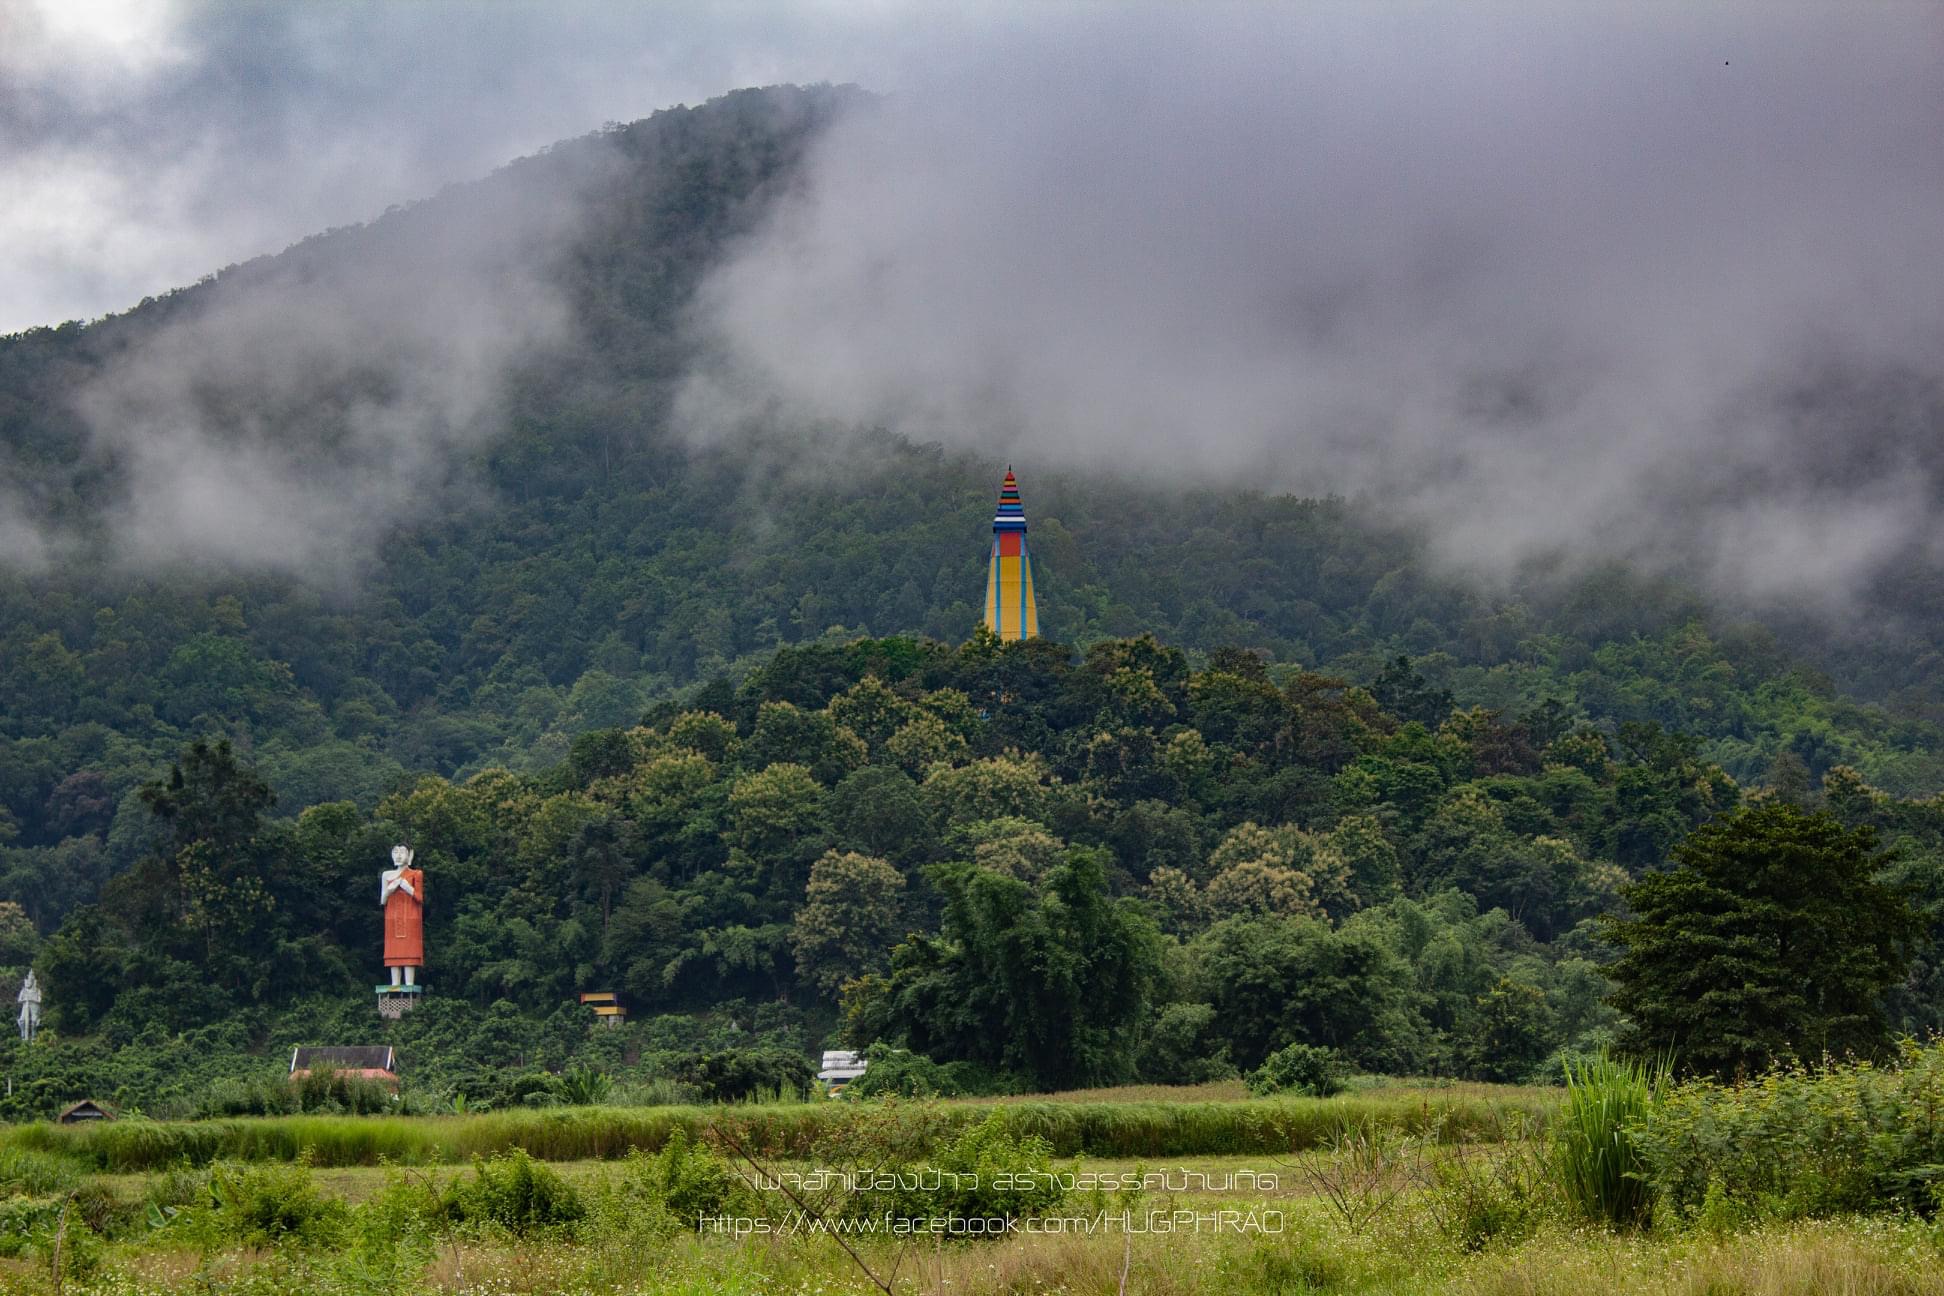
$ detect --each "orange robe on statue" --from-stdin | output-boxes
[383,867,424,967]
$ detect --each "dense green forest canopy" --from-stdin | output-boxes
[3,86,1944,1113]
[3,630,1942,1115]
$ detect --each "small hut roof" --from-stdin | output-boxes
[290,1045,395,1075]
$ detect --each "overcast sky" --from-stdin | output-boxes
[4,0,1942,604]
[0,0,931,334]
[673,1,1944,600]
[6,0,1936,341]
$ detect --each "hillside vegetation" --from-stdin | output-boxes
[2,86,1943,1114]
[3,629,1942,1117]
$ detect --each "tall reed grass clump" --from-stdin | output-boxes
[1555,1052,1661,1229]
[0,1143,79,1196]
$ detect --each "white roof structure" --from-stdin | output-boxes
[818,1050,867,1082]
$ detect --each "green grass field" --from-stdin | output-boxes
[0,1081,1557,1170]
[4,1078,1941,1295]
[8,1159,1941,1296]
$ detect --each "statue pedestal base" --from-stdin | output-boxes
[375,985,425,1019]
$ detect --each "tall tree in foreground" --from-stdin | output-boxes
[791,850,906,999]
[1602,801,1919,1078]
[44,740,287,1031]
[848,847,1162,1090]
[132,739,279,970]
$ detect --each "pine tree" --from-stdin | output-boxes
[1603,801,1920,1078]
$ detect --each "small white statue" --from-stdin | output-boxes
[17,969,40,1043]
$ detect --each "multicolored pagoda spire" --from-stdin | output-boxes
[983,467,1039,641]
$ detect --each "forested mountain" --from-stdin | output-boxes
[3,630,1942,1115]
[2,86,1943,1112]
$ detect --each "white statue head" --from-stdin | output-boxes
[391,844,414,869]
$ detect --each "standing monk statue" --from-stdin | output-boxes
[381,845,424,989]
[16,969,39,1042]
